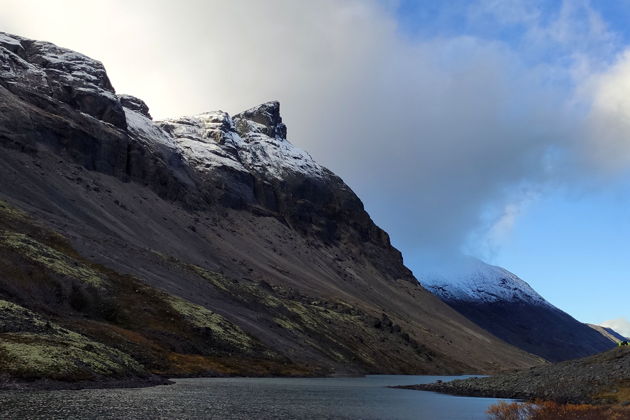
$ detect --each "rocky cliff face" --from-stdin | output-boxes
[421,258,616,362]
[0,32,126,128]
[0,32,542,385]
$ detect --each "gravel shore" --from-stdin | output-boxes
[395,347,630,404]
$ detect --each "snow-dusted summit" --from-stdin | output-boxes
[420,257,551,307]
[1,31,324,185]
[156,102,327,181]
[420,256,617,362]
[0,32,126,128]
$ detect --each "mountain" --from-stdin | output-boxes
[0,32,542,386]
[588,324,629,343]
[420,258,616,362]
[601,318,630,340]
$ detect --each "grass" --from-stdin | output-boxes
[166,296,257,351]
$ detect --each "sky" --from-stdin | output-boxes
[0,0,628,329]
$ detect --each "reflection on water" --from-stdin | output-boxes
[0,375,506,419]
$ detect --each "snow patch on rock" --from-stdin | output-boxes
[158,105,326,180]
[159,111,247,173]
[124,108,176,148]
[236,127,326,180]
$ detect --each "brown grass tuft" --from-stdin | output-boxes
[487,400,630,420]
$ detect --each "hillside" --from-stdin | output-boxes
[588,324,628,344]
[421,258,616,362]
[399,347,630,405]
[0,32,543,386]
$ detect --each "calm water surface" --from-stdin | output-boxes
[0,375,508,419]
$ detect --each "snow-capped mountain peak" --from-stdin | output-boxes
[420,257,551,307]
[155,102,326,180]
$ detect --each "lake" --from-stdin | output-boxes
[0,375,508,419]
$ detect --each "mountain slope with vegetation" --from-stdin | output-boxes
[0,32,542,386]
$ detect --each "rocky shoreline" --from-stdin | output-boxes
[395,347,630,404]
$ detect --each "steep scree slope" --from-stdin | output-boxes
[0,32,542,383]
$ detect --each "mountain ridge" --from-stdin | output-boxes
[0,31,542,385]
[421,258,616,362]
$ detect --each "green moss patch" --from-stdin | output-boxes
[166,296,256,351]
[0,231,105,287]
[0,299,144,381]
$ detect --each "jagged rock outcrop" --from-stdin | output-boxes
[155,104,408,278]
[233,100,287,139]
[0,32,544,383]
[118,94,152,119]
[0,32,126,128]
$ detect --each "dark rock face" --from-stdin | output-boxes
[154,104,410,279]
[234,101,287,139]
[0,83,129,177]
[119,94,152,119]
[0,32,126,129]
[0,32,196,207]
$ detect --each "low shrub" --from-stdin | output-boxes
[487,400,630,420]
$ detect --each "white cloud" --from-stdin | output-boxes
[472,0,618,64]
[601,318,630,339]
[580,50,630,173]
[486,198,531,247]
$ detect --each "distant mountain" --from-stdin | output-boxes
[0,32,541,386]
[601,318,630,340]
[587,324,628,343]
[421,258,616,362]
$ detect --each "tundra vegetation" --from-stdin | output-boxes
[487,400,630,420]
[0,198,435,385]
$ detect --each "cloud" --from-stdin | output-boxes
[1,0,630,270]
[579,50,630,174]
[470,188,540,258]
[472,0,619,63]
[601,318,630,339]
